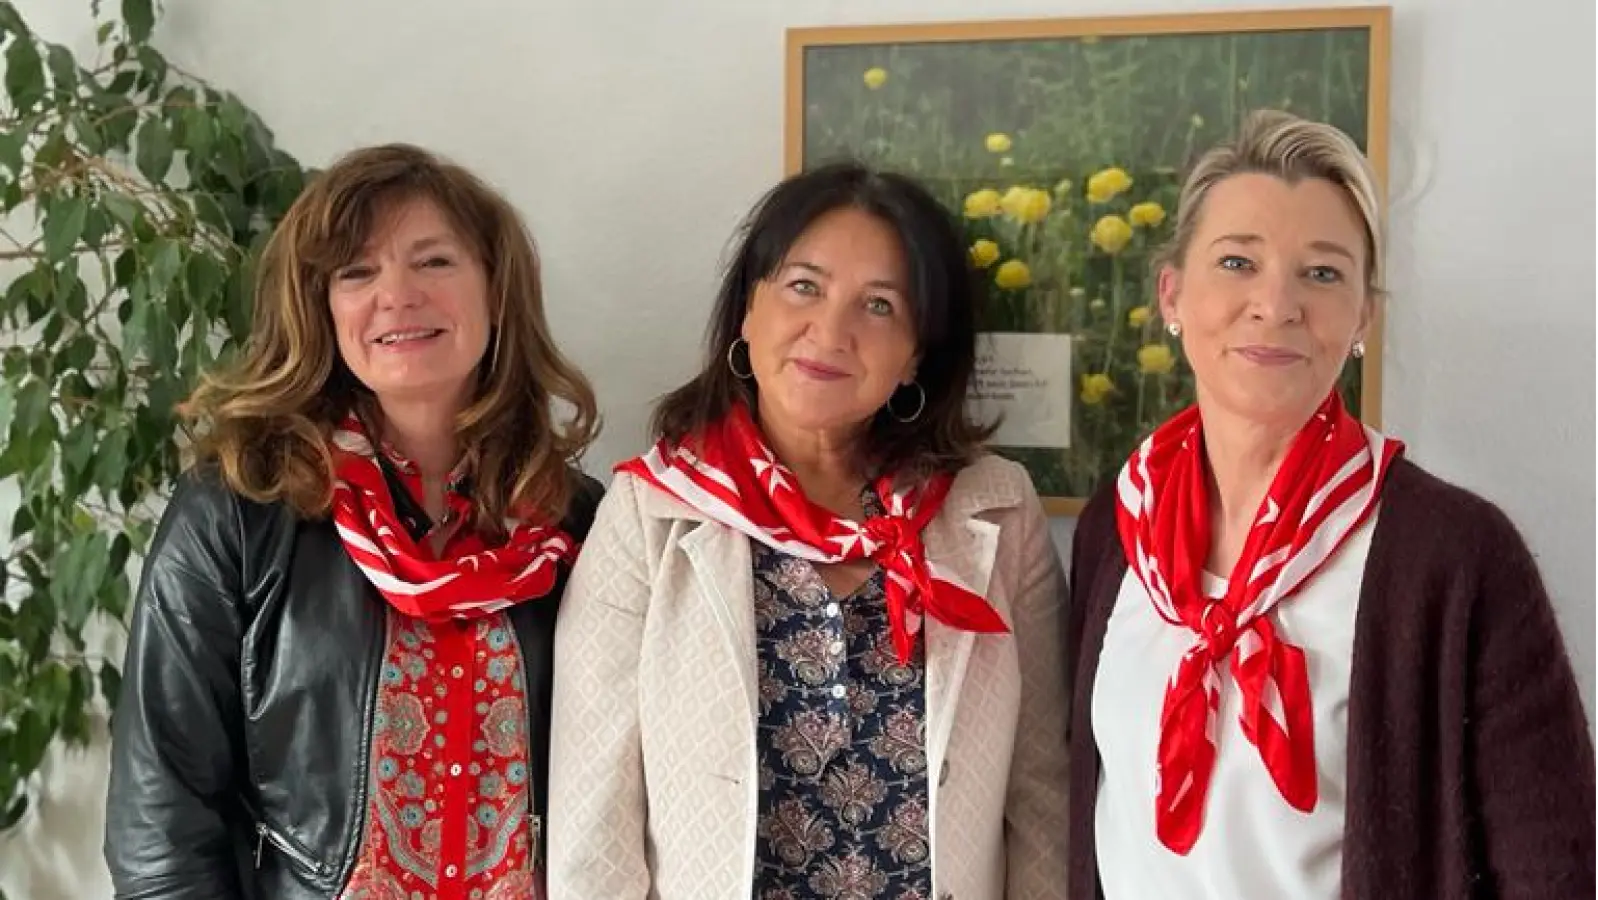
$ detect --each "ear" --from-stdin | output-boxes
[1354,288,1377,342]
[901,351,921,386]
[740,280,766,343]
[1156,264,1182,325]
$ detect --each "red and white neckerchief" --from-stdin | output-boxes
[617,403,1010,663]
[1114,392,1402,855]
[329,414,578,621]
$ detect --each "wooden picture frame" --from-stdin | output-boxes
[785,7,1391,515]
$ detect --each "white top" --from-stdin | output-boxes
[1092,513,1377,899]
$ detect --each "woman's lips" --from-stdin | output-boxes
[1232,344,1306,366]
[791,358,849,381]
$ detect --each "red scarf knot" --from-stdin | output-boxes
[617,403,1009,667]
[329,413,577,621]
[863,514,909,555]
[1198,601,1239,660]
[1116,392,1402,855]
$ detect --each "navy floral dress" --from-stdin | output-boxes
[751,491,933,900]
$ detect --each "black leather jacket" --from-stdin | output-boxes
[103,466,603,899]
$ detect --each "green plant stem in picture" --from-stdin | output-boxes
[0,0,312,865]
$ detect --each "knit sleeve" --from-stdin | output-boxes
[1467,504,1595,899]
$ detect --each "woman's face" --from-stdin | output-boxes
[1158,172,1372,432]
[328,196,492,416]
[741,206,919,443]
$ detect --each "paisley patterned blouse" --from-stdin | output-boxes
[751,492,933,900]
[337,449,540,900]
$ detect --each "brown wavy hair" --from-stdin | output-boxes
[181,143,599,534]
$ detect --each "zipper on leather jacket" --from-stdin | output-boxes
[532,813,543,865]
[255,821,331,877]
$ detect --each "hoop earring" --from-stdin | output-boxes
[1351,340,1366,359]
[888,381,926,423]
[726,337,753,379]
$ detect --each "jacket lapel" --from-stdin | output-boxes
[919,459,1022,788]
[641,488,760,717]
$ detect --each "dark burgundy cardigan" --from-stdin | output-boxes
[1065,457,1595,899]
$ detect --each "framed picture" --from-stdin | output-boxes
[786,7,1391,515]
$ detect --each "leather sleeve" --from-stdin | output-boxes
[103,470,254,900]
[563,469,606,540]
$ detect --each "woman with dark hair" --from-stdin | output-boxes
[547,162,1070,899]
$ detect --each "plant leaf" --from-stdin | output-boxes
[134,115,172,182]
[41,195,87,264]
[103,192,141,231]
[122,0,154,45]
[12,376,47,434]
[0,127,24,174]
[134,44,166,94]
[91,430,127,498]
[99,662,122,709]
[52,534,99,633]
[143,238,182,295]
[0,795,26,832]
[4,33,44,111]
[44,42,76,96]
[0,2,29,36]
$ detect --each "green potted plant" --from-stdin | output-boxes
[0,0,312,862]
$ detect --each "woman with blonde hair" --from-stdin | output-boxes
[1066,109,1594,898]
[104,144,601,900]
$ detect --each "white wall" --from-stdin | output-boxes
[2,0,1592,896]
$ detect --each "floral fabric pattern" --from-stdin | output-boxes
[752,491,932,900]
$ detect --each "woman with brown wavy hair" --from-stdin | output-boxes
[103,143,601,900]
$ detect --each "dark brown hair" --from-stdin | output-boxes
[181,143,599,533]
[653,161,994,481]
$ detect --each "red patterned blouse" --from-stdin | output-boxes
[337,449,542,900]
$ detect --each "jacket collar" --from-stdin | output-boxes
[634,453,1027,528]
[636,454,1022,802]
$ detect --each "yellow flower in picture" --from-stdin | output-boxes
[968,239,1000,269]
[863,67,888,89]
[985,132,1013,153]
[1129,201,1167,228]
[1127,305,1152,327]
[1053,178,1073,197]
[963,188,1002,219]
[1000,186,1051,224]
[1080,373,1114,404]
[1091,215,1134,254]
[1086,166,1134,203]
[994,259,1031,290]
[1138,343,1176,375]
